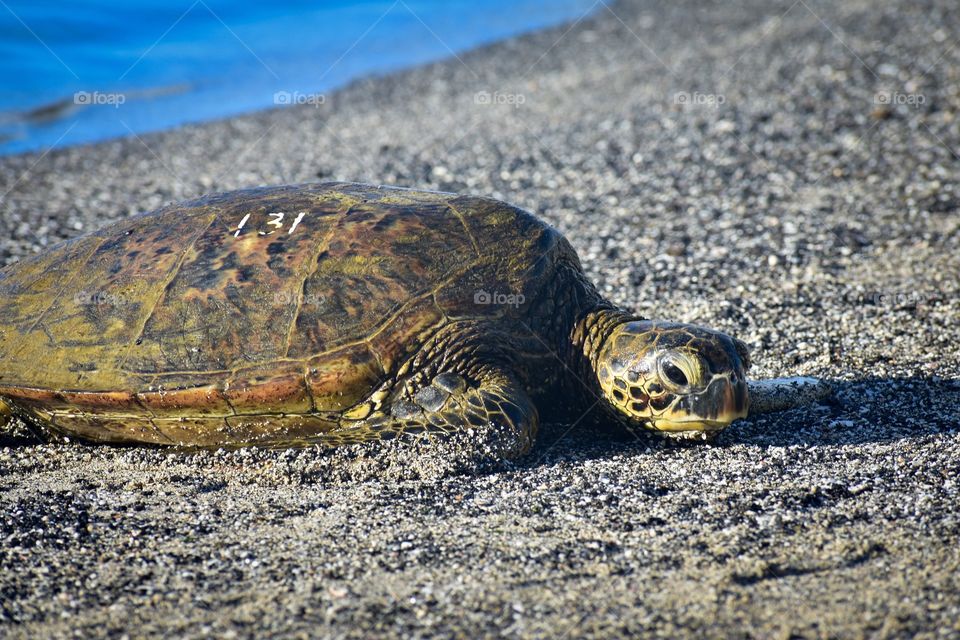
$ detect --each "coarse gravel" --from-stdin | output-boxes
[2,0,959,637]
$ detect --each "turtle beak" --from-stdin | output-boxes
[652,375,749,433]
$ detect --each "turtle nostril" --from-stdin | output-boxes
[663,362,688,387]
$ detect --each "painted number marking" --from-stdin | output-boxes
[233,211,308,238]
[262,212,285,234]
[288,211,306,234]
[233,213,251,237]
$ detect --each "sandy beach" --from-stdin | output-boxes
[2,0,959,637]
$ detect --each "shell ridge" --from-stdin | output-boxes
[337,264,472,353]
[281,206,344,359]
[116,210,220,371]
[444,201,483,258]
[11,235,109,361]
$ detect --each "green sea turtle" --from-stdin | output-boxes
[0,182,773,457]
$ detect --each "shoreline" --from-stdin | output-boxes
[0,0,600,156]
[2,0,960,637]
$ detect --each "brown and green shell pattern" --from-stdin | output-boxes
[0,183,564,446]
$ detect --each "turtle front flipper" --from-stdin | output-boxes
[310,368,539,460]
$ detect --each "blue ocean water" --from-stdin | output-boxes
[0,0,596,155]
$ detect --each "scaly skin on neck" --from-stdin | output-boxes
[561,306,641,416]
[522,259,641,419]
[568,307,641,378]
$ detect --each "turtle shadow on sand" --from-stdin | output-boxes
[727,376,960,448]
[0,418,45,448]
[527,376,960,465]
[0,431,39,448]
[2,377,955,481]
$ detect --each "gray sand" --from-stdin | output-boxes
[2,0,959,637]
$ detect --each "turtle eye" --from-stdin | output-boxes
[663,362,688,387]
[658,352,699,392]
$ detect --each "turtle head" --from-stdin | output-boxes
[595,320,750,436]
